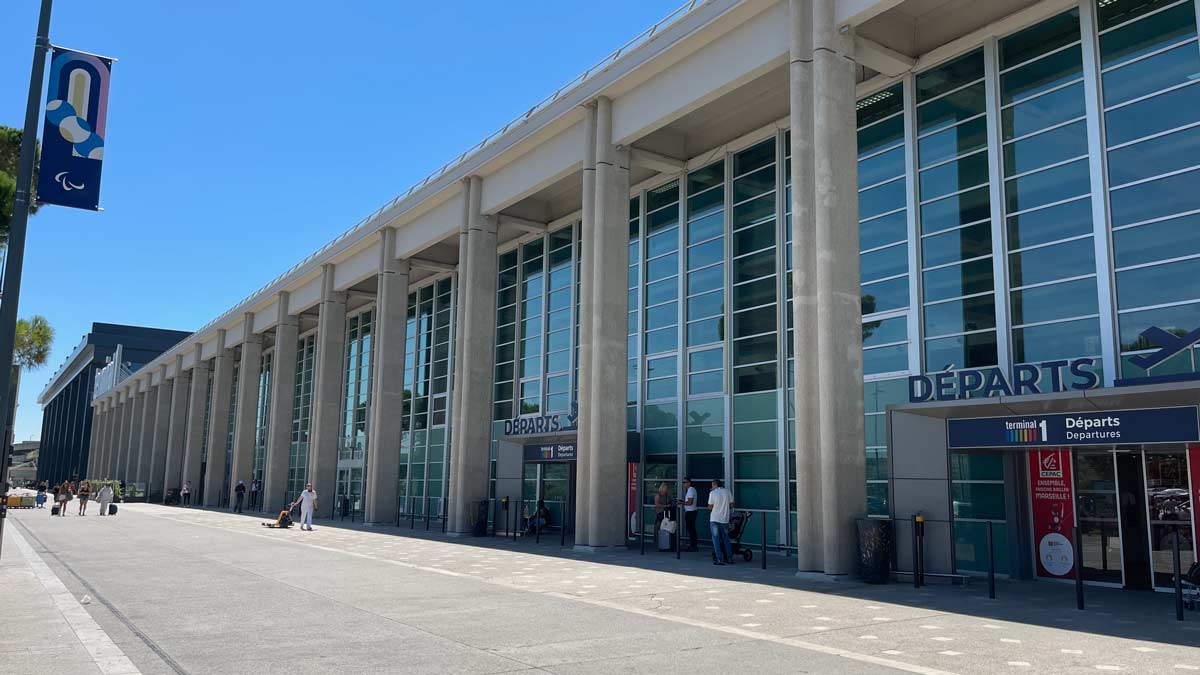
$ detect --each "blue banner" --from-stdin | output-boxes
[946,406,1200,449]
[36,48,113,210]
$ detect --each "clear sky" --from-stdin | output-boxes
[1,0,681,442]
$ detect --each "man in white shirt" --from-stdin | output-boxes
[707,479,734,565]
[292,483,318,531]
[682,478,699,552]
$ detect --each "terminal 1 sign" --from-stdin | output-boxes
[908,358,1099,403]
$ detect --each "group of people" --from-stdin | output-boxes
[36,480,114,517]
[654,478,736,565]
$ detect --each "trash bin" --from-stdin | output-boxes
[857,518,893,584]
[472,499,489,536]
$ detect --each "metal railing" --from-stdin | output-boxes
[117,0,710,381]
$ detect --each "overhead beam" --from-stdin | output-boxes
[497,215,547,234]
[836,0,905,27]
[630,147,685,174]
[409,258,457,273]
[855,36,915,78]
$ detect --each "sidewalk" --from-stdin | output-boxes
[0,524,139,675]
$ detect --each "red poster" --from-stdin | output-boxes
[1188,444,1200,559]
[627,463,638,535]
[1029,448,1076,579]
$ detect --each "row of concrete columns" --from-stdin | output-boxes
[86,0,862,572]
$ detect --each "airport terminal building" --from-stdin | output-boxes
[90,0,1200,583]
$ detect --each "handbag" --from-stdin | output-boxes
[660,515,677,534]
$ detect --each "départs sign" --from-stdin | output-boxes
[908,358,1099,403]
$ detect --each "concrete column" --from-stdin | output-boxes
[263,300,297,512]
[365,229,409,524]
[448,181,470,521]
[111,392,130,479]
[447,176,498,533]
[135,384,157,489]
[812,0,865,575]
[181,347,211,494]
[163,356,192,498]
[789,0,824,572]
[148,371,172,501]
[230,315,263,508]
[309,265,347,518]
[85,405,100,478]
[123,389,144,485]
[583,97,631,548]
[575,102,597,544]
[105,397,119,479]
[203,333,235,506]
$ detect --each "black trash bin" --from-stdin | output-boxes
[472,499,489,536]
[857,518,893,584]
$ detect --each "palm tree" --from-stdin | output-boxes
[6,315,53,453]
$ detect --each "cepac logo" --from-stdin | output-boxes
[1039,451,1063,478]
[1005,419,1047,443]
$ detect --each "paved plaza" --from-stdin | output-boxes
[1,504,1198,674]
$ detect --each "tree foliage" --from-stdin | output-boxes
[15,315,53,370]
[0,125,40,241]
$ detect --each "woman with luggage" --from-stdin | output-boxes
[55,481,71,517]
[77,481,92,516]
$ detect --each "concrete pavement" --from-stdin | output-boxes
[2,503,1198,674]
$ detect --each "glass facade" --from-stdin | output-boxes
[336,308,374,517]
[197,366,214,496]
[252,350,272,485]
[222,360,239,505]
[287,332,316,503]
[400,278,454,516]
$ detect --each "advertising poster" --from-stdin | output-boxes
[627,463,638,535]
[1029,448,1076,579]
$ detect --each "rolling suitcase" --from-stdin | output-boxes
[51,504,59,516]
[108,503,118,516]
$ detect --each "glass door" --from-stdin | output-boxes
[1073,449,1122,584]
[1143,448,1195,589]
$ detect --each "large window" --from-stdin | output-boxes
[222,360,239,505]
[400,279,453,517]
[1102,0,1200,377]
[917,49,999,372]
[252,351,272,485]
[337,308,374,517]
[287,332,315,503]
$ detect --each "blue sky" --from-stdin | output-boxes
[1,0,680,442]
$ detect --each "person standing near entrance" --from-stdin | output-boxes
[250,480,260,509]
[97,483,113,516]
[682,478,699,552]
[234,481,246,513]
[708,479,734,565]
[180,481,192,507]
[292,482,317,531]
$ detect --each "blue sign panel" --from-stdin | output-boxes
[946,406,1200,449]
[504,402,578,437]
[36,48,113,210]
[523,442,577,462]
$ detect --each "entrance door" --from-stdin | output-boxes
[1115,451,1152,590]
[520,461,575,535]
[1143,449,1195,589]
[1073,450,1122,584]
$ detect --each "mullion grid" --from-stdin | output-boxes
[223,359,239,504]
[337,306,374,515]
[287,332,315,504]
[543,226,576,414]
[518,239,546,415]
[915,48,999,373]
[997,8,1101,369]
[627,198,641,430]
[198,365,214,464]
[1097,0,1200,377]
[252,349,273,483]
[409,286,435,512]
[424,279,454,517]
[859,84,911,380]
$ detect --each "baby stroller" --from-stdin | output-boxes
[713,510,755,563]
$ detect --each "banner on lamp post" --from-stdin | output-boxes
[36,47,113,210]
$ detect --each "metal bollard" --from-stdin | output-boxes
[911,515,919,589]
[761,511,767,570]
[1073,525,1084,610]
[987,520,996,600]
[560,513,566,547]
[441,502,447,533]
[410,497,416,529]
[1174,525,1185,622]
[492,499,499,537]
[395,496,401,528]
[675,504,682,560]
[425,496,431,531]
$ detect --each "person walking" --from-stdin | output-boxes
[708,479,734,565]
[56,481,71,517]
[681,478,699,552]
[234,480,246,513]
[77,481,92,516]
[292,482,317,531]
[181,481,192,507]
[97,483,113,516]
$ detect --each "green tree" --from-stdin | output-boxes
[5,316,53,455]
[0,125,40,241]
